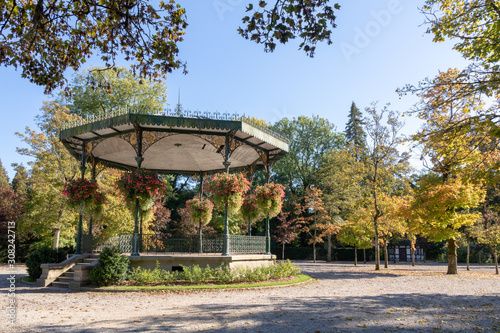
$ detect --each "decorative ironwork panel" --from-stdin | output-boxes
[229,235,266,254]
[119,234,134,253]
[201,237,223,253]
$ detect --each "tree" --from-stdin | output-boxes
[58,67,167,116]
[400,2,500,132]
[299,186,330,262]
[0,185,26,222]
[344,102,368,160]
[272,115,344,194]
[1,1,339,93]
[0,160,9,187]
[412,173,484,274]
[473,211,500,274]
[11,164,29,196]
[238,1,340,57]
[273,211,300,260]
[16,102,81,248]
[336,207,373,266]
[317,146,364,261]
[364,102,408,271]
[408,69,497,274]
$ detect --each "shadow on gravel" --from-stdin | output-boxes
[298,263,401,280]
[17,292,500,333]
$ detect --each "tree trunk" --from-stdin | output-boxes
[479,249,482,264]
[411,238,416,267]
[354,244,358,266]
[327,234,332,262]
[282,243,285,261]
[313,241,316,263]
[423,248,426,263]
[494,248,498,275]
[466,240,470,271]
[53,227,61,249]
[384,241,388,269]
[363,248,366,264]
[374,216,380,271]
[393,245,396,264]
[447,239,458,275]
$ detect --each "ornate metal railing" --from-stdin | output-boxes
[229,235,266,254]
[86,234,266,254]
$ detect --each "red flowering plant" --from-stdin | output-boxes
[204,173,250,214]
[255,182,286,218]
[116,170,167,212]
[62,178,105,216]
[240,193,262,223]
[186,198,214,226]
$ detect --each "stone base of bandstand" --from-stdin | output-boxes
[128,254,277,271]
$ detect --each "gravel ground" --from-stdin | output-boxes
[1,261,499,332]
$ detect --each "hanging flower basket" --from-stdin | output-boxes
[240,193,262,223]
[116,170,167,212]
[255,182,285,218]
[186,198,214,225]
[63,178,105,217]
[204,173,250,214]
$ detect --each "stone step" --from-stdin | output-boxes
[57,276,73,282]
[51,281,69,288]
[83,258,97,263]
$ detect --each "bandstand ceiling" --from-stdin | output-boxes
[60,113,289,174]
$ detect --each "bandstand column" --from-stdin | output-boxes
[87,156,97,250]
[199,171,204,254]
[222,134,231,256]
[132,126,144,256]
[75,141,87,254]
[265,151,271,255]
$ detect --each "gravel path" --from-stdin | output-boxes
[1,261,499,332]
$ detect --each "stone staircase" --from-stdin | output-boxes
[38,254,99,290]
[51,256,99,288]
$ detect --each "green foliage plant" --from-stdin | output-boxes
[89,247,129,286]
[26,246,71,280]
[125,260,300,286]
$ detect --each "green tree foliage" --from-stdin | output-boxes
[0,159,9,187]
[317,146,365,261]
[16,103,80,248]
[412,173,484,273]
[272,115,344,194]
[11,164,29,196]
[473,211,500,274]
[364,102,409,271]
[344,102,368,160]
[1,0,340,93]
[238,0,340,57]
[0,0,187,93]
[59,67,167,116]
[401,1,500,131]
[408,69,497,274]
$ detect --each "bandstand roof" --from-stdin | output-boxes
[59,111,289,174]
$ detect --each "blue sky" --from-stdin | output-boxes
[0,0,469,180]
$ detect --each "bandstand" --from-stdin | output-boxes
[59,109,289,271]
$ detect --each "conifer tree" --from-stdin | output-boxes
[12,164,29,196]
[344,102,368,159]
[0,159,9,187]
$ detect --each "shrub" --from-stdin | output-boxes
[89,247,129,286]
[26,246,71,281]
[180,264,215,284]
